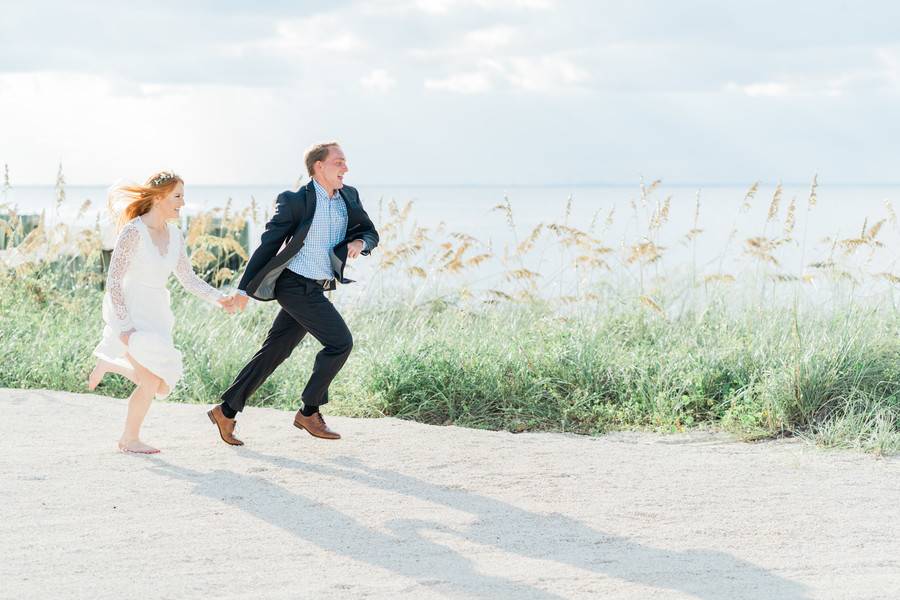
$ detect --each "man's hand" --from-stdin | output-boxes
[232,293,249,311]
[119,329,135,345]
[347,239,365,259]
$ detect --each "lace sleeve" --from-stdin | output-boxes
[106,223,140,332]
[173,228,225,306]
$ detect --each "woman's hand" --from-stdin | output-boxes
[119,329,136,345]
[218,293,247,313]
[218,296,238,314]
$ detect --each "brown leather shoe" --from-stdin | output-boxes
[207,405,244,446]
[293,410,341,440]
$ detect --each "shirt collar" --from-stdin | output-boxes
[312,178,340,201]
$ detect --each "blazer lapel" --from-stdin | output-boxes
[258,183,316,268]
[278,181,317,256]
[244,182,317,300]
[340,189,368,235]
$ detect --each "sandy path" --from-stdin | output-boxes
[2,388,898,600]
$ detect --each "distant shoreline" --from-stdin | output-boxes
[7,181,900,189]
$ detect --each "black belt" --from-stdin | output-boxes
[287,271,335,289]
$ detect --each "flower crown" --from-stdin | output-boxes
[149,171,179,187]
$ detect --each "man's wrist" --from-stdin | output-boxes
[236,289,248,297]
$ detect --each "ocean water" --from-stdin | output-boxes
[4,182,899,301]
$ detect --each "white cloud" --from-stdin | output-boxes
[409,25,519,62]
[463,25,518,50]
[420,55,588,94]
[724,64,896,98]
[252,15,366,57]
[503,56,589,91]
[411,21,587,95]
[408,0,455,13]
[728,81,792,97]
[361,0,554,15]
[3,1,900,185]
[728,80,845,98]
[425,71,493,93]
[876,47,900,90]
[361,69,397,92]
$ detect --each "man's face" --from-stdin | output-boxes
[317,146,348,192]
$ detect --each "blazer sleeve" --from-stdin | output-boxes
[351,193,379,256]
[237,192,298,291]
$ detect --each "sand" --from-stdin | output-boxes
[2,388,898,600]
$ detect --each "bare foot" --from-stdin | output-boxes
[88,361,110,390]
[117,439,160,454]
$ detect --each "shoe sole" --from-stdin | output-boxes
[293,420,341,440]
[208,410,244,446]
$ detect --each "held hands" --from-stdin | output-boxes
[347,239,365,259]
[218,296,237,313]
[232,293,249,311]
[218,293,249,313]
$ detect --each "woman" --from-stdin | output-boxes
[88,171,236,454]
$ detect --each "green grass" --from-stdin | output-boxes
[2,269,898,455]
[3,172,899,455]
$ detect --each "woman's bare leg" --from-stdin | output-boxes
[118,354,163,454]
[88,359,138,390]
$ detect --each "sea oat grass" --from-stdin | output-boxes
[2,171,898,453]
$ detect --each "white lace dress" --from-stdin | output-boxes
[93,217,224,398]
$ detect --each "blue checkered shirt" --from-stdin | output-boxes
[286,179,350,280]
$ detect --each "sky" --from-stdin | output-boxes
[1,0,899,186]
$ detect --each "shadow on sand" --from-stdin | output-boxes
[145,450,808,600]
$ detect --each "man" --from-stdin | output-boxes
[207,142,379,445]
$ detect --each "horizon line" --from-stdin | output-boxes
[7,180,900,188]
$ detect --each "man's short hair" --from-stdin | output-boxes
[304,142,341,176]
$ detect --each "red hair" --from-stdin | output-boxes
[112,171,183,228]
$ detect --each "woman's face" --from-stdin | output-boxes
[157,181,185,220]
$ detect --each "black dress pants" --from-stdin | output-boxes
[220,270,353,412]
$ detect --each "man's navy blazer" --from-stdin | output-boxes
[238,180,379,301]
